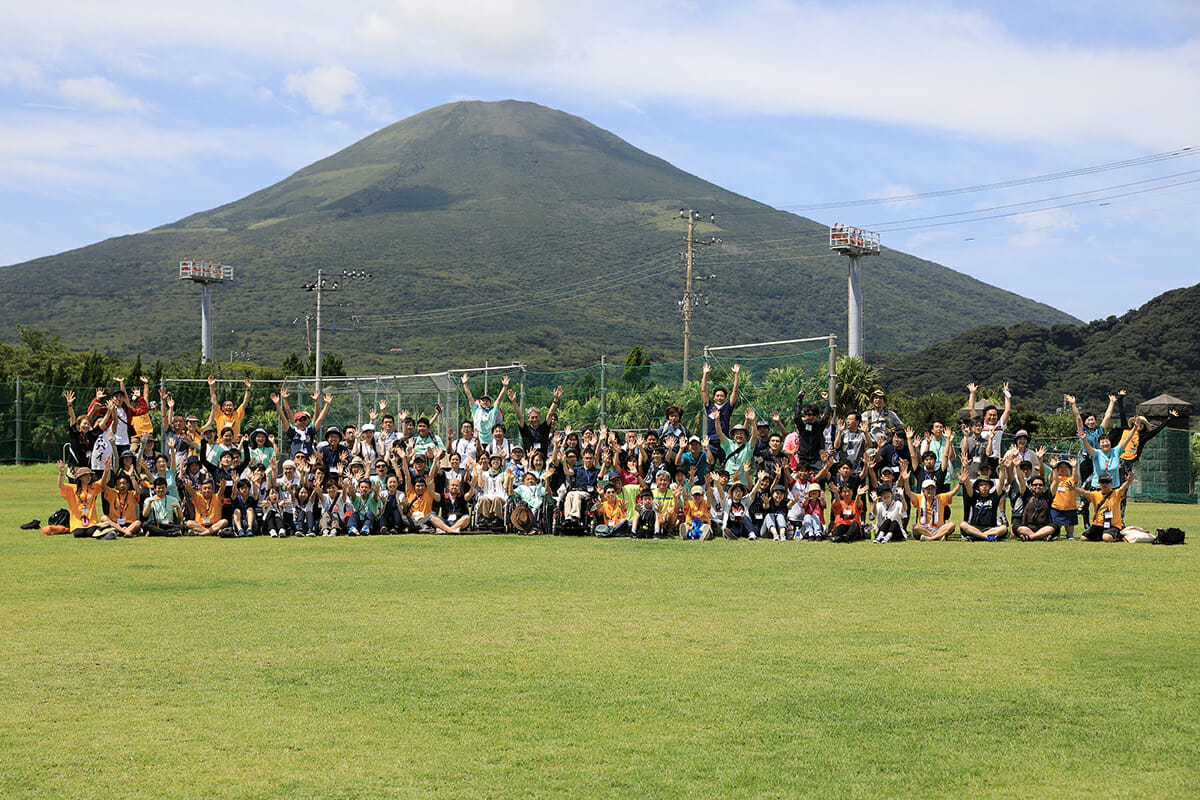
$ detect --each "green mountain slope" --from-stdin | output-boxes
[0,100,1078,371]
[878,282,1200,410]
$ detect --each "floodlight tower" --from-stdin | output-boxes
[829,225,880,358]
[179,258,233,362]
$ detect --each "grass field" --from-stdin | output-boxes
[2,464,1199,799]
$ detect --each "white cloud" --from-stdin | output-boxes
[1007,208,1079,248]
[285,64,364,113]
[58,76,145,111]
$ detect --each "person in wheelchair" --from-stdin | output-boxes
[511,468,550,535]
[563,446,600,526]
[473,452,512,531]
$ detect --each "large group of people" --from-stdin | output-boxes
[45,368,1177,543]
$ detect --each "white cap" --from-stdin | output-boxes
[921,479,937,490]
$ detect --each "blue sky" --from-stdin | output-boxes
[1,0,1197,323]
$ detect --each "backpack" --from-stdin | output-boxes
[1154,527,1186,545]
[48,508,69,527]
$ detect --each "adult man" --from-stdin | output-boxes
[863,389,903,445]
[208,375,251,438]
[959,472,1007,541]
[563,448,601,524]
[507,384,563,457]
[967,381,1012,463]
[712,407,757,487]
[834,412,867,472]
[272,388,332,457]
[700,362,741,459]
[1079,471,1135,542]
[785,389,831,470]
[1012,464,1056,541]
[461,372,507,447]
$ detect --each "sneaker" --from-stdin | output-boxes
[269,530,278,538]
[19,519,40,530]
[305,531,316,537]
[748,532,757,540]
[986,534,996,542]
[347,527,359,536]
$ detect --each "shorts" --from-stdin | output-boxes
[1050,508,1077,528]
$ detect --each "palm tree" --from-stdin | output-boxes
[835,356,881,415]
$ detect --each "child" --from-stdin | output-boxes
[1047,457,1079,539]
[678,480,713,541]
[723,481,755,540]
[634,489,660,538]
[871,484,907,542]
[294,484,316,536]
[348,478,381,536]
[759,483,791,541]
[596,482,631,538]
[231,478,258,537]
[259,485,289,537]
[798,484,827,540]
[829,484,867,543]
[319,476,351,536]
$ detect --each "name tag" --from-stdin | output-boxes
[202,518,211,525]
[117,518,126,526]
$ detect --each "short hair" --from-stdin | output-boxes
[417,417,430,427]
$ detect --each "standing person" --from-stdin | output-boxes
[834,413,867,472]
[64,390,103,471]
[863,389,904,446]
[700,362,741,461]
[91,376,150,452]
[1066,392,1116,491]
[461,373,507,448]
[657,405,691,443]
[57,461,111,539]
[967,381,1012,464]
[272,388,332,457]
[785,389,831,471]
[507,384,563,458]
[209,376,251,438]
[1047,457,1080,539]
[1115,400,1180,478]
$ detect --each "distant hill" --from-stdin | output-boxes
[878,283,1200,411]
[0,100,1078,372]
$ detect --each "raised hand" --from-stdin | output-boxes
[905,426,915,440]
[553,385,563,400]
[270,392,280,404]
[966,382,977,393]
[731,364,741,375]
[311,390,320,402]
[207,375,216,387]
[279,387,289,401]
[95,387,106,401]
[1064,394,1076,405]
[461,373,470,387]
[64,390,76,404]
[243,378,252,389]
[323,392,333,405]
[378,399,387,411]
[702,363,712,375]
[501,375,510,388]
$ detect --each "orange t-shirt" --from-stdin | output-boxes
[60,483,102,529]
[103,488,140,525]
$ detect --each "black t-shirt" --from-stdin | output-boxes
[968,494,999,528]
[519,422,552,456]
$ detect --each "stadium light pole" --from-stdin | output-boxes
[679,209,721,385]
[179,258,233,362]
[828,225,880,358]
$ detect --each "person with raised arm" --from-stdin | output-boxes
[700,362,741,460]
[461,372,507,448]
[967,381,1011,464]
[57,457,111,538]
[507,383,563,457]
[272,388,332,457]
[900,461,961,542]
[92,376,150,452]
[181,477,229,536]
[209,375,251,438]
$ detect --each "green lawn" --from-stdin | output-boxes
[2,464,1198,799]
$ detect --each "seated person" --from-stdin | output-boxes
[960,474,1007,541]
[595,482,632,537]
[900,462,961,541]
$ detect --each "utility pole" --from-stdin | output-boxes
[303,268,372,394]
[679,209,721,384]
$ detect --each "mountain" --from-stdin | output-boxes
[877,283,1200,411]
[0,100,1078,372]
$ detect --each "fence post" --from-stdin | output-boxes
[14,376,22,465]
[519,364,526,414]
[356,378,363,429]
[483,360,489,398]
[828,334,838,414]
[599,355,606,428]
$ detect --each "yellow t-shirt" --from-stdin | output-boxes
[103,488,139,525]
[599,496,627,526]
[1052,475,1077,511]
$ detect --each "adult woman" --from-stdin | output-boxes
[57,460,111,539]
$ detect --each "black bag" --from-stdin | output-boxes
[48,508,69,527]
[1154,527,1186,545]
